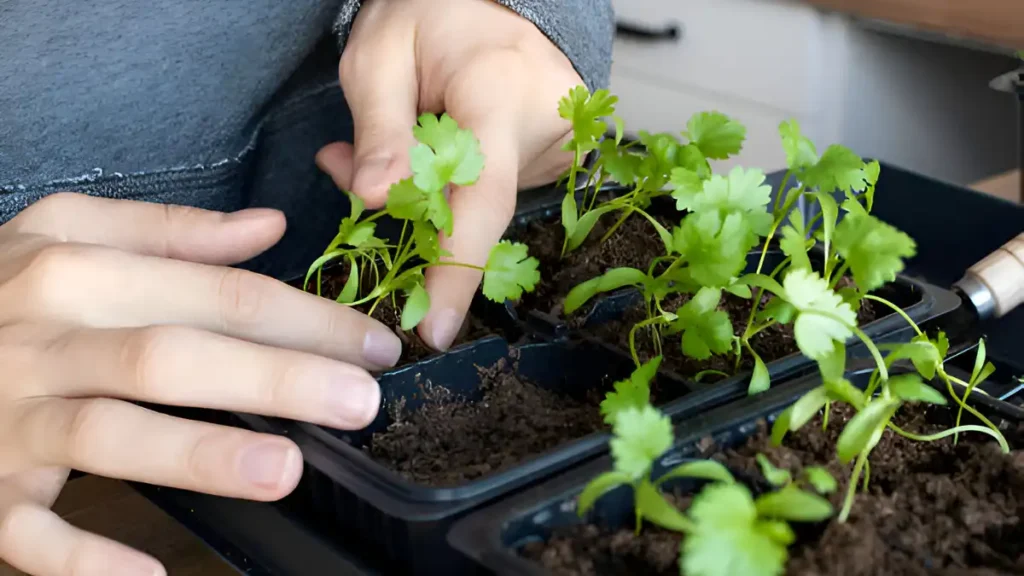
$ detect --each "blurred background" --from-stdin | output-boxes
[609,0,1023,203]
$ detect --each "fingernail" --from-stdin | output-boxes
[429,308,463,351]
[328,368,381,428]
[363,326,402,368]
[240,440,298,490]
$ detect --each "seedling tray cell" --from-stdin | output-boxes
[448,362,1024,575]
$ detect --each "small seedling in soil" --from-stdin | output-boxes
[574,392,833,576]
[560,85,917,396]
[772,328,1010,521]
[303,113,540,342]
[755,453,837,496]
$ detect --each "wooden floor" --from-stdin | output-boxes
[0,476,237,576]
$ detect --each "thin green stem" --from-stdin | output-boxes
[629,316,668,367]
[887,422,1009,452]
[822,401,830,431]
[598,206,633,244]
[827,262,850,290]
[850,325,889,382]
[839,450,869,523]
[864,295,922,336]
[943,371,1007,448]
[862,460,871,491]
[772,170,793,214]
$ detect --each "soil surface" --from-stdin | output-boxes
[521,403,1024,575]
[584,284,882,380]
[516,208,677,316]
[512,210,909,379]
[365,353,608,485]
[291,263,493,364]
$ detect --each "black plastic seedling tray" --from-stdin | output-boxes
[447,360,1024,575]
[280,337,781,575]
[227,175,960,574]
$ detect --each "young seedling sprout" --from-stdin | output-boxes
[556,86,747,258]
[304,113,540,331]
[579,357,834,576]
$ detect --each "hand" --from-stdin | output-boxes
[316,0,583,350]
[0,193,401,576]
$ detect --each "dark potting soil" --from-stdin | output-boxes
[364,354,608,486]
[516,209,677,316]
[583,284,881,380]
[521,403,1024,575]
[290,264,492,364]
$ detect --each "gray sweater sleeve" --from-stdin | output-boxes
[332,1,614,91]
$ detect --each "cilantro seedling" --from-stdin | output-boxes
[555,85,746,258]
[755,453,837,495]
[772,329,1009,522]
[578,400,833,576]
[304,113,540,331]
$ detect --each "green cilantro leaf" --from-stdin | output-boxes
[782,269,857,360]
[636,131,685,188]
[411,220,442,262]
[779,210,812,271]
[886,334,945,380]
[598,138,642,185]
[667,287,733,360]
[410,113,485,193]
[800,144,867,193]
[802,467,838,494]
[755,454,792,486]
[754,484,834,522]
[694,166,774,239]
[610,405,674,480]
[778,119,818,170]
[669,166,705,212]
[833,212,917,293]
[559,85,617,152]
[685,111,747,160]
[673,211,752,288]
[386,177,454,236]
[600,356,661,425]
[482,241,540,302]
[837,397,900,463]
[564,267,648,315]
[683,483,790,576]
[400,279,431,331]
[887,374,947,405]
[862,159,880,212]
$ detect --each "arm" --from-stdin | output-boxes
[332,0,615,91]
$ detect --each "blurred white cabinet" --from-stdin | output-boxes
[608,0,849,173]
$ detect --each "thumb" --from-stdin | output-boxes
[339,34,419,209]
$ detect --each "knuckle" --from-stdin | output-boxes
[217,268,274,328]
[13,192,80,229]
[17,244,96,314]
[63,400,113,468]
[120,327,179,399]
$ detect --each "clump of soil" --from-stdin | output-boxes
[583,283,883,379]
[290,263,493,364]
[521,403,1024,575]
[365,355,608,486]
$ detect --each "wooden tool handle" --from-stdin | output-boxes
[964,232,1024,318]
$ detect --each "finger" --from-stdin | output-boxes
[316,141,355,192]
[418,120,520,350]
[339,20,419,208]
[36,325,380,430]
[0,499,165,576]
[12,397,303,501]
[8,245,403,370]
[9,192,286,266]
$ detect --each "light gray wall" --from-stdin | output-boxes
[839,26,1018,186]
